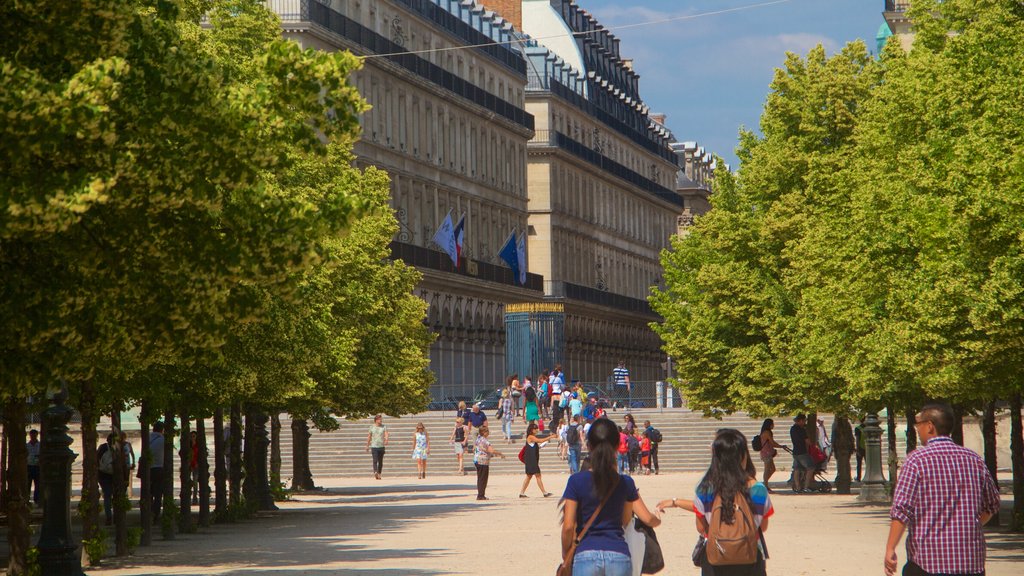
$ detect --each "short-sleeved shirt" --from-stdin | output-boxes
[474,435,492,465]
[790,424,808,455]
[890,436,1001,574]
[562,471,639,556]
[694,482,774,554]
[569,398,583,417]
[150,434,165,469]
[26,441,40,466]
[368,425,387,448]
[612,366,629,386]
[551,373,564,394]
[467,410,487,428]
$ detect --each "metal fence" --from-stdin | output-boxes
[427,380,686,416]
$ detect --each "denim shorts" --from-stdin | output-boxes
[572,549,631,576]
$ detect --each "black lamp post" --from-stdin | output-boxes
[37,388,85,575]
[857,412,889,502]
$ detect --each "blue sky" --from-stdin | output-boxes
[581,0,884,168]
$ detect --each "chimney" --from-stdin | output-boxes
[650,113,667,127]
[481,0,522,30]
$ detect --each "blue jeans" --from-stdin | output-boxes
[617,453,629,474]
[568,446,581,474]
[502,418,513,440]
[572,550,631,576]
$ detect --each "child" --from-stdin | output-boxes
[627,430,641,474]
[412,422,430,479]
[448,417,468,475]
[640,431,652,475]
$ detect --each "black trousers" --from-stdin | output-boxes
[903,561,984,576]
[856,449,865,480]
[475,464,490,498]
[98,472,114,522]
[371,448,385,475]
[651,443,660,472]
[27,465,41,504]
[150,466,164,519]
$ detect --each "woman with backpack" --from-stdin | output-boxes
[558,417,661,576]
[693,428,773,576]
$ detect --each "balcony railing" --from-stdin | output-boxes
[531,130,684,208]
[389,241,544,292]
[274,0,534,131]
[552,281,655,316]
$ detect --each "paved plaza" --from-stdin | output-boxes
[88,472,1023,576]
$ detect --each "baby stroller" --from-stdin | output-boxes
[807,444,832,493]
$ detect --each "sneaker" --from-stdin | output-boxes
[543,492,553,498]
[519,494,528,498]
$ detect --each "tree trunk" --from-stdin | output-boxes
[138,404,153,547]
[904,406,917,453]
[177,408,192,534]
[270,413,281,497]
[111,410,128,556]
[1,421,8,510]
[290,417,315,490]
[1010,393,1023,532]
[4,400,30,575]
[162,410,176,540]
[952,404,965,446]
[213,408,228,521]
[77,381,101,565]
[832,417,854,495]
[197,417,211,527]
[982,400,999,527]
[229,402,243,513]
[243,404,258,508]
[887,406,899,485]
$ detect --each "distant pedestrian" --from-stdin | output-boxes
[26,429,40,506]
[640,431,652,475]
[500,390,515,444]
[617,427,630,475]
[189,430,200,504]
[612,359,630,410]
[466,402,487,435]
[643,420,662,475]
[473,425,504,500]
[539,370,551,420]
[506,374,522,418]
[566,415,583,474]
[519,421,552,498]
[448,417,468,475]
[582,397,597,421]
[523,386,540,425]
[365,414,389,480]
[121,430,136,495]
[854,417,866,482]
[627,429,641,474]
[456,401,469,425]
[884,402,1000,576]
[146,421,166,520]
[411,422,430,479]
[558,417,661,576]
[756,419,785,491]
[623,413,637,435]
[789,414,815,493]
[97,433,117,525]
[569,391,583,419]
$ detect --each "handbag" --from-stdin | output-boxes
[556,478,620,576]
[518,445,526,463]
[495,406,504,419]
[634,519,664,574]
[692,535,707,567]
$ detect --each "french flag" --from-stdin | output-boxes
[454,213,465,267]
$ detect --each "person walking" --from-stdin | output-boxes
[559,417,661,576]
[566,415,583,474]
[411,422,430,479]
[448,417,469,475]
[26,429,41,506]
[616,427,630,475]
[147,421,166,520]
[643,420,661,475]
[365,414,389,480]
[789,414,815,493]
[519,421,552,498]
[506,374,522,418]
[523,385,540,426]
[854,417,866,482]
[640,431,652,475]
[121,430,136,496]
[693,428,773,576]
[757,419,786,491]
[884,402,1001,576]
[611,359,630,410]
[189,430,200,504]
[473,425,504,500]
[456,401,469,426]
[97,433,117,525]
[466,403,487,435]
[500,390,515,444]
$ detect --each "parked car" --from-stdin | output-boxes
[472,386,504,411]
[426,395,473,411]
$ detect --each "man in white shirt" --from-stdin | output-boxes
[26,429,41,505]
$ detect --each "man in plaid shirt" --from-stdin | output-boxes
[884,402,1001,576]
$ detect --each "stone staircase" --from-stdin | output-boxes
[276,409,896,480]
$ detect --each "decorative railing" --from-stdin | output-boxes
[389,241,544,291]
[553,281,655,316]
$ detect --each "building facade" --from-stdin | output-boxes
[882,0,914,51]
[271,0,716,396]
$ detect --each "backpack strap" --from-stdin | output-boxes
[561,477,621,569]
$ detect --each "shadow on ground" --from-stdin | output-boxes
[90,498,470,574]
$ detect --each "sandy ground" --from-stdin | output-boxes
[87,471,1023,576]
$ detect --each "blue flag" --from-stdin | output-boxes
[498,230,519,281]
[432,211,458,266]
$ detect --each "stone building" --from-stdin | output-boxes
[270,0,710,396]
[671,140,716,226]
[882,0,913,51]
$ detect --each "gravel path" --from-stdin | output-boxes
[87,472,1023,576]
